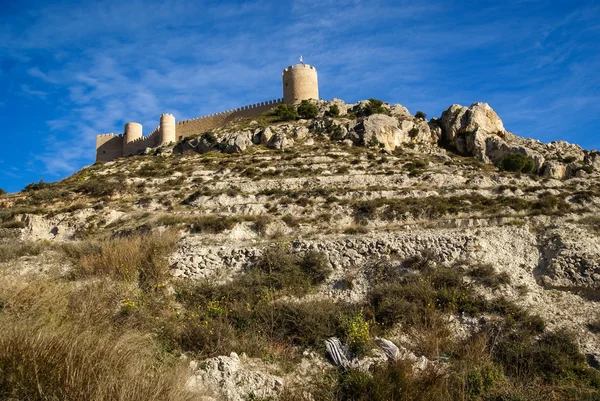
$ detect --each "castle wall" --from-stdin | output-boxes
[96,134,123,161]
[282,64,319,104]
[123,126,161,156]
[175,99,283,139]
[95,99,283,162]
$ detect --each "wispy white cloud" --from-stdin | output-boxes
[0,0,599,183]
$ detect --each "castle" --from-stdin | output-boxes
[95,62,319,161]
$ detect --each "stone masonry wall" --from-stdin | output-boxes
[175,99,283,139]
[96,99,283,161]
[96,134,124,161]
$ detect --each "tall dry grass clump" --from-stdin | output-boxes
[0,318,196,401]
[0,229,205,401]
[77,229,179,291]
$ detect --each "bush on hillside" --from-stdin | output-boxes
[415,111,427,120]
[297,100,318,119]
[0,188,6,196]
[326,104,340,117]
[276,104,299,121]
[24,179,51,192]
[502,152,535,173]
[364,98,387,116]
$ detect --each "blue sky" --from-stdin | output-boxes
[1,0,599,193]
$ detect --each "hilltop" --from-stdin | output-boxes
[1,99,600,401]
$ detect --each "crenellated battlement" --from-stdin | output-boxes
[282,64,317,74]
[95,61,317,161]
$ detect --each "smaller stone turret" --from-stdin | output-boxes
[124,122,143,144]
[160,114,176,145]
[282,64,319,104]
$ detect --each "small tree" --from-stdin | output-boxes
[276,104,299,121]
[502,153,535,173]
[24,179,50,192]
[297,100,318,119]
[326,104,340,117]
[364,98,387,116]
[415,111,427,120]
[0,188,6,196]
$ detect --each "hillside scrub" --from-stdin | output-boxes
[502,152,536,173]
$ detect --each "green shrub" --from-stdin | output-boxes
[0,220,26,229]
[201,131,218,145]
[364,98,387,116]
[0,188,6,196]
[326,104,340,117]
[24,179,51,192]
[297,100,318,119]
[76,179,121,197]
[467,263,511,289]
[415,111,427,120]
[276,104,299,121]
[502,153,535,173]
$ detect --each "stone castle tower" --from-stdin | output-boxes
[282,63,319,105]
[96,61,319,161]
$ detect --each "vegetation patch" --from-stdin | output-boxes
[502,152,536,173]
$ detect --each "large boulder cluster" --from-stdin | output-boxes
[170,98,595,180]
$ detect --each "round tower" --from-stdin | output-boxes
[282,64,319,105]
[123,122,142,144]
[159,114,176,145]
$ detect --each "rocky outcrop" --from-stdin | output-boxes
[440,102,548,170]
[542,160,568,180]
[350,114,436,151]
[187,352,283,401]
[223,131,253,153]
[538,226,600,289]
[390,104,411,119]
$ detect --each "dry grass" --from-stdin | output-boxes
[0,320,196,401]
[0,275,199,401]
[0,240,46,263]
[76,229,178,292]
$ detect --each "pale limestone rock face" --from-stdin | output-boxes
[543,160,568,180]
[187,352,283,401]
[223,131,252,153]
[268,132,293,151]
[440,102,547,169]
[465,102,505,135]
[294,126,309,140]
[361,114,402,150]
[356,114,435,150]
[330,98,349,115]
[390,104,411,119]
[441,103,504,152]
[260,127,274,145]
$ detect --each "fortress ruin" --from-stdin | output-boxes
[95,63,319,162]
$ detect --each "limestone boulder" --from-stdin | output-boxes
[294,126,309,140]
[259,127,274,146]
[439,102,548,169]
[330,98,349,116]
[267,132,293,151]
[187,352,283,401]
[360,114,402,149]
[441,103,505,150]
[223,131,252,153]
[584,151,600,170]
[390,104,411,119]
[542,160,568,180]
[352,114,435,150]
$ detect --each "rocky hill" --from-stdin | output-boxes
[1,99,600,401]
